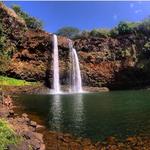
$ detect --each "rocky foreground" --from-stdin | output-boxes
[0,96,45,150]
[1,95,150,150]
[44,132,150,150]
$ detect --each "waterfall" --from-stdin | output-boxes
[52,34,61,93]
[69,40,83,93]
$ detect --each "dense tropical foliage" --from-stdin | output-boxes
[12,5,43,29]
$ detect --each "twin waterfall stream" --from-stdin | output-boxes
[52,34,83,94]
[53,35,60,93]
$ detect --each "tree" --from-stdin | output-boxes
[110,28,119,37]
[12,5,21,14]
[90,29,110,38]
[56,27,80,39]
[138,17,150,34]
[117,21,133,35]
[0,24,5,52]
[80,30,90,38]
[12,5,43,29]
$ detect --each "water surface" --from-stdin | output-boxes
[13,90,150,141]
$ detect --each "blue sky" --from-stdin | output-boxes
[4,1,150,33]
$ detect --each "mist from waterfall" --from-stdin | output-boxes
[69,40,83,93]
[52,34,61,93]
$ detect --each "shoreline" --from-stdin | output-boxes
[2,84,150,96]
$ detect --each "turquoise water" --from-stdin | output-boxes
[13,90,150,141]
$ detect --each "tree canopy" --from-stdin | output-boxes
[56,27,80,39]
[12,5,43,30]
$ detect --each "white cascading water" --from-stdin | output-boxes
[69,40,83,93]
[52,34,61,93]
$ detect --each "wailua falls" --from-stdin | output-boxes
[52,34,83,94]
[69,40,83,93]
[52,35,61,93]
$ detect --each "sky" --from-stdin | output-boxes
[4,1,150,33]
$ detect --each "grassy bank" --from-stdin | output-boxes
[0,76,39,86]
[0,119,21,150]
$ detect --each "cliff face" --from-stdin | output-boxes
[1,3,150,90]
[0,3,69,88]
[74,34,150,89]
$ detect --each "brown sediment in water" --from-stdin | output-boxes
[43,132,150,150]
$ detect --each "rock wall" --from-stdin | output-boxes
[0,3,69,88]
[74,35,150,89]
[1,2,150,90]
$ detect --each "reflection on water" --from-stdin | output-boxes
[48,94,85,134]
[72,94,85,135]
[48,95,62,131]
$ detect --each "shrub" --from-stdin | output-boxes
[81,30,90,37]
[117,21,133,35]
[56,27,80,39]
[0,24,6,57]
[121,48,131,58]
[0,24,2,37]
[12,5,43,29]
[110,28,119,37]
[110,22,139,37]
[89,29,110,38]
[143,42,150,51]
[0,55,11,73]
[138,17,150,34]
[74,30,90,39]
[140,42,150,59]
[0,119,21,149]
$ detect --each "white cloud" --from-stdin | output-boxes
[130,3,134,8]
[113,14,118,20]
[134,9,142,14]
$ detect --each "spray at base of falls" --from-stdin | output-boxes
[69,40,83,93]
[52,34,61,93]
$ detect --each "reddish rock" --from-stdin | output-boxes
[22,113,28,118]
[30,120,37,128]
[106,136,117,145]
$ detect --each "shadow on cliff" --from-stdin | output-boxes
[108,67,150,90]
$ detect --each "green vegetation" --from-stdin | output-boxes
[0,119,21,150]
[56,26,80,39]
[61,18,149,39]
[0,76,38,86]
[138,17,150,34]
[141,41,150,59]
[90,29,110,38]
[0,23,5,52]
[12,5,43,29]
[0,22,10,74]
[0,18,15,73]
[117,21,134,35]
